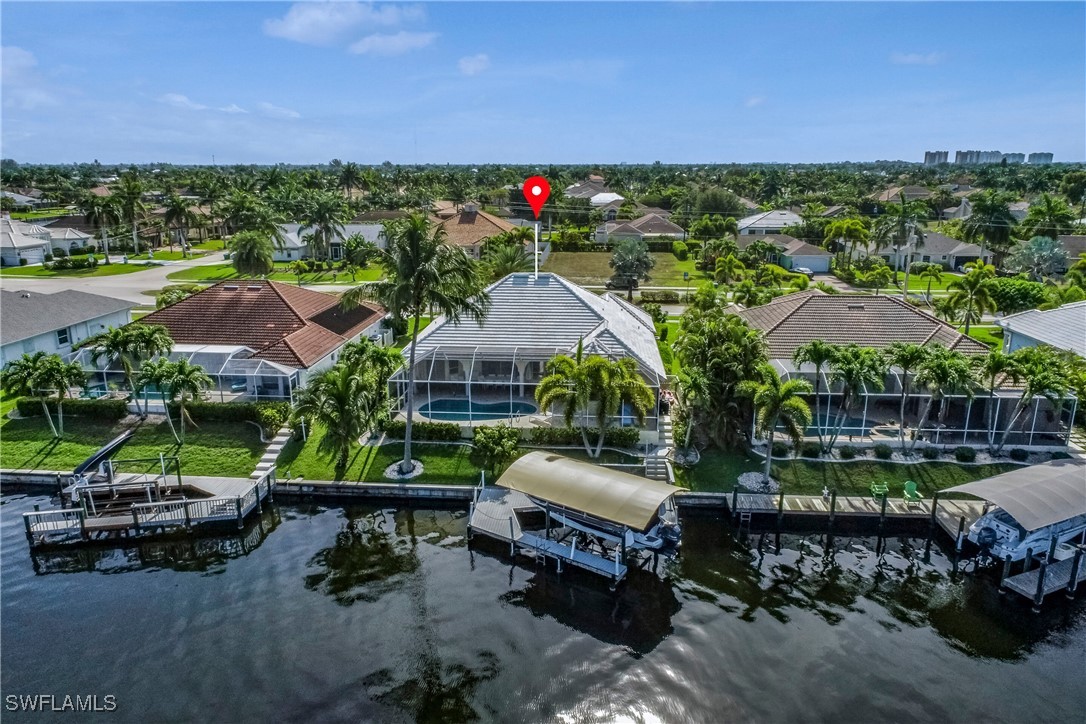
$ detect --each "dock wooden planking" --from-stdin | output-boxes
[732,493,987,532]
[1003,555,1086,600]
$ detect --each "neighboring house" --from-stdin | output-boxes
[434,202,517,259]
[737,210,802,235]
[1,190,50,209]
[737,234,833,273]
[870,185,932,204]
[351,209,410,223]
[274,222,386,262]
[0,289,135,367]
[821,205,848,218]
[1056,235,1086,271]
[997,302,1086,358]
[73,280,387,401]
[595,213,684,244]
[872,231,993,271]
[942,197,973,220]
[737,291,1074,448]
[48,227,94,253]
[393,272,667,443]
[590,192,625,208]
[0,215,50,266]
[1007,201,1030,222]
[565,179,611,200]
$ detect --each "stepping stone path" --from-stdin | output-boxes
[252,426,291,481]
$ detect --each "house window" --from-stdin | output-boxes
[56,328,70,346]
[921,255,930,263]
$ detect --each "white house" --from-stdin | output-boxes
[595,213,684,244]
[737,234,833,273]
[874,231,993,271]
[0,289,135,367]
[997,301,1086,358]
[0,215,51,266]
[273,223,386,262]
[738,210,802,235]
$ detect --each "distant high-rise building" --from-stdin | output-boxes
[1027,152,1054,164]
[924,151,948,165]
[1001,153,1025,164]
[954,150,1005,165]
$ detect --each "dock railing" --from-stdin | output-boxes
[23,508,85,541]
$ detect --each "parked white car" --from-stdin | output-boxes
[794,267,815,279]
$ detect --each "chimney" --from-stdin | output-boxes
[463,201,478,214]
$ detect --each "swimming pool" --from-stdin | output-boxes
[419,398,538,422]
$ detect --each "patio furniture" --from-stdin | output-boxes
[870,481,889,500]
[902,480,923,506]
[229,379,248,393]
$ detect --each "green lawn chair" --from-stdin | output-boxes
[870,481,889,500]
[903,480,923,507]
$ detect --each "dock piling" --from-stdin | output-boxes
[1067,547,1083,600]
[955,516,966,552]
[731,486,739,524]
[999,554,1013,594]
[776,489,785,530]
[1033,561,1049,612]
[235,498,243,530]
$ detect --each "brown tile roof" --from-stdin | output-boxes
[1058,235,1086,258]
[352,209,409,223]
[136,280,384,369]
[871,185,932,203]
[627,213,684,236]
[436,207,515,248]
[736,291,989,359]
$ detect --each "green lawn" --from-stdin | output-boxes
[675,447,1020,496]
[9,209,76,221]
[901,271,963,292]
[391,317,433,352]
[0,414,265,477]
[167,262,384,284]
[129,249,202,262]
[189,239,226,252]
[0,263,152,278]
[959,325,1003,348]
[542,251,707,287]
[1,392,18,417]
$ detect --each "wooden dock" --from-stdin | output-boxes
[1002,548,1086,609]
[468,486,628,582]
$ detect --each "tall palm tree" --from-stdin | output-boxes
[86,324,173,416]
[676,368,709,451]
[912,346,974,450]
[919,264,943,302]
[994,346,1069,454]
[36,356,85,437]
[738,364,812,484]
[163,358,212,442]
[962,190,1017,264]
[872,194,928,296]
[973,351,1022,454]
[1019,192,1076,240]
[1,352,60,437]
[111,173,146,254]
[80,194,119,264]
[826,344,887,452]
[714,253,745,284]
[300,191,348,260]
[793,340,838,452]
[933,295,962,324]
[823,217,868,270]
[342,213,490,474]
[864,265,893,295]
[230,231,275,277]
[883,342,931,452]
[946,263,995,334]
[338,162,362,199]
[162,193,196,257]
[292,364,375,478]
[484,242,532,280]
[135,358,180,443]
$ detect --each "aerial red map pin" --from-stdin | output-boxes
[523,176,550,218]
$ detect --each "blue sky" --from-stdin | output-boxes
[2,2,1083,164]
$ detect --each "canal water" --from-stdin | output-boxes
[2,491,1084,723]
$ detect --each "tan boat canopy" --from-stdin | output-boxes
[495,451,681,531]
[944,460,1086,532]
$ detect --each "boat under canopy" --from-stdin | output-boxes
[944,460,1086,532]
[495,451,681,533]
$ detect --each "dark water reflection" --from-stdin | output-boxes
[2,492,1084,723]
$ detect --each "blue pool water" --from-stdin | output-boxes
[419,398,537,422]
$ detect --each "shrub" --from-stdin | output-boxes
[659,326,669,342]
[641,302,667,325]
[43,253,53,262]
[839,445,861,460]
[1009,448,1030,462]
[169,400,291,433]
[671,240,689,260]
[16,396,128,421]
[472,424,521,474]
[528,425,640,448]
[954,446,977,463]
[921,446,940,460]
[640,290,679,303]
[255,405,287,436]
[383,420,461,441]
[873,443,894,460]
[771,441,789,457]
[18,257,28,266]
[800,441,821,458]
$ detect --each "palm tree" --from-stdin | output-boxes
[826,345,887,452]
[163,358,212,441]
[993,347,1069,454]
[609,237,655,301]
[738,364,812,484]
[933,296,961,324]
[793,340,838,452]
[162,193,196,257]
[300,191,347,260]
[111,173,146,254]
[135,358,180,443]
[872,194,928,296]
[919,264,943,302]
[714,253,745,284]
[1019,192,1076,240]
[338,162,363,199]
[230,231,275,277]
[864,265,893,295]
[946,263,995,334]
[883,342,931,452]
[80,194,119,264]
[973,351,1022,454]
[676,368,709,451]
[962,190,1017,264]
[484,243,532,280]
[37,356,85,436]
[342,213,489,475]
[912,346,974,450]
[732,279,764,307]
[292,364,374,478]
[1,352,60,437]
[86,324,173,416]
[823,217,868,270]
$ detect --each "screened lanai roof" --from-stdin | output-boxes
[72,344,297,379]
[495,451,681,531]
[944,460,1086,532]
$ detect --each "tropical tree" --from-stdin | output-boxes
[111,173,146,254]
[1007,236,1068,281]
[338,162,363,199]
[739,364,812,483]
[134,358,181,443]
[676,368,709,451]
[163,358,212,442]
[872,194,928,295]
[863,265,893,295]
[714,253,745,284]
[962,190,1017,263]
[288,260,307,286]
[156,287,195,309]
[230,230,275,277]
[946,263,995,334]
[1,352,65,437]
[162,193,196,257]
[919,264,944,302]
[793,340,838,452]
[973,351,1022,454]
[86,324,173,415]
[342,213,489,475]
[80,193,119,264]
[823,217,869,270]
[911,346,974,450]
[883,342,931,452]
[41,355,89,435]
[826,345,887,452]
[993,346,1070,454]
[291,363,375,478]
[1019,193,1076,240]
[933,296,961,324]
[609,237,655,300]
[300,191,348,260]
[484,242,532,280]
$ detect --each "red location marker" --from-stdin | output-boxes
[523,176,550,218]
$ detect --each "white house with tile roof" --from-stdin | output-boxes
[997,301,1086,358]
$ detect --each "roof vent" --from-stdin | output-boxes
[847,303,865,311]
[21,292,30,298]
[247,285,262,291]
[223,284,239,290]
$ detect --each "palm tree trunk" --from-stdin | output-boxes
[58,396,65,437]
[910,395,936,452]
[811,373,824,452]
[132,223,140,254]
[40,399,58,438]
[179,396,186,442]
[400,305,423,474]
[580,425,593,457]
[995,396,1030,454]
[898,376,909,453]
[102,231,111,265]
[763,429,774,483]
[684,410,694,450]
[986,387,998,454]
[826,390,851,452]
[161,393,180,444]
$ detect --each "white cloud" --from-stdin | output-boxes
[349,30,437,56]
[258,101,301,120]
[890,51,945,66]
[264,2,424,46]
[159,93,208,111]
[744,96,766,108]
[2,46,60,110]
[220,104,248,114]
[458,53,490,76]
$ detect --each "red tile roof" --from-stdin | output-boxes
[137,280,384,368]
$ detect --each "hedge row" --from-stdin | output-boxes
[528,425,640,448]
[383,420,461,441]
[171,400,291,435]
[16,397,129,421]
[640,290,680,303]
